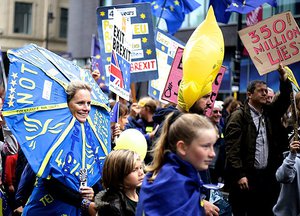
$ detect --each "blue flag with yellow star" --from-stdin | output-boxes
[209,0,232,24]
[3,44,111,191]
[96,3,158,83]
[226,0,277,14]
[133,0,201,35]
[91,34,108,88]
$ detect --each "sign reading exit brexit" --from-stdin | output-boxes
[97,3,158,83]
[239,11,300,75]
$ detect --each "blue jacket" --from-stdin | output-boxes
[22,178,81,216]
[136,152,205,216]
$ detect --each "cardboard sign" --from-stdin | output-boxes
[161,47,183,104]
[97,3,158,83]
[239,11,300,75]
[109,9,131,101]
[148,29,185,101]
[205,66,227,117]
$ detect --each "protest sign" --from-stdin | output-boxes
[148,29,185,101]
[161,47,183,104]
[109,9,132,101]
[97,3,158,83]
[239,11,300,75]
[205,66,227,117]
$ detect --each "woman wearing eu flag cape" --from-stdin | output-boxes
[22,80,97,215]
[2,44,111,216]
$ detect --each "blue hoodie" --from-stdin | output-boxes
[136,152,205,216]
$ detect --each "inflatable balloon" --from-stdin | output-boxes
[178,6,225,112]
[114,129,147,161]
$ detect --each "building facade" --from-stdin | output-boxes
[0,0,68,53]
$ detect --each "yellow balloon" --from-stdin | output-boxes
[178,6,225,112]
[114,129,147,161]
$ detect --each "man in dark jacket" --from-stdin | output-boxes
[224,64,291,216]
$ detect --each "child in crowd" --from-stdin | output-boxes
[94,149,144,215]
[136,112,218,215]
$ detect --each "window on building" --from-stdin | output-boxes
[14,2,32,34]
[59,8,68,38]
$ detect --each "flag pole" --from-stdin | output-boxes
[114,94,120,144]
[156,0,167,29]
[232,13,242,99]
[116,94,120,116]
[0,48,7,92]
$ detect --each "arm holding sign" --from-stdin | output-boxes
[278,63,288,81]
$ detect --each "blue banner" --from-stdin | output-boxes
[3,45,110,191]
[96,3,158,83]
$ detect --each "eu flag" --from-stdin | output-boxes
[91,34,108,87]
[226,0,277,14]
[110,101,119,123]
[209,0,231,24]
[133,0,201,35]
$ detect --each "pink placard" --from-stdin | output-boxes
[161,47,184,104]
[205,66,227,117]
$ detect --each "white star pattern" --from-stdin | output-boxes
[10,79,17,86]
[11,72,18,79]
[9,72,18,107]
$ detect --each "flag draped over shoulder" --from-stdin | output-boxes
[226,0,277,14]
[133,0,201,35]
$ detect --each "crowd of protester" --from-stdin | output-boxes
[0,61,298,216]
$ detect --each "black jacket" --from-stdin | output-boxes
[225,79,292,183]
[95,189,136,216]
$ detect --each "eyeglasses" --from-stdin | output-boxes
[212,110,222,114]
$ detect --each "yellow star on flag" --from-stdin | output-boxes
[10,80,17,86]
[9,86,16,93]
[142,37,148,43]
[106,57,111,62]
[140,13,146,19]
[174,0,180,6]
[8,93,15,100]
[8,100,14,107]
[100,11,105,16]
[146,49,152,55]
